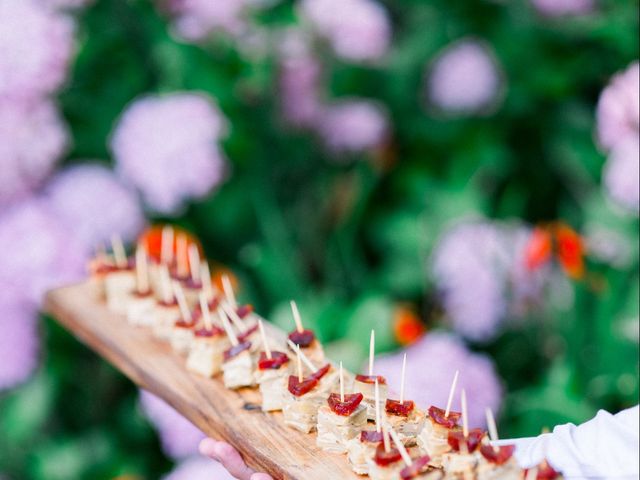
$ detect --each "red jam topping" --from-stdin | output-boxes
[447,428,485,453]
[480,444,515,465]
[355,374,387,385]
[195,326,224,337]
[175,319,195,328]
[327,393,364,416]
[258,351,289,370]
[385,399,415,417]
[132,289,153,298]
[236,304,254,318]
[360,430,384,443]
[527,461,561,479]
[237,324,258,343]
[374,443,402,467]
[428,406,461,428]
[288,329,315,348]
[399,455,431,479]
[223,341,251,361]
[182,277,203,289]
[287,375,319,396]
[158,299,178,308]
[309,364,331,382]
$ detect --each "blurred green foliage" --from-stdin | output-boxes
[1,0,638,478]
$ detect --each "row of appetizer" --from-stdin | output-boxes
[89,228,562,480]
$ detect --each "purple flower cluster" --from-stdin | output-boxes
[430,220,546,342]
[596,62,639,214]
[425,39,504,116]
[531,0,594,17]
[162,0,248,42]
[376,332,503,428]
[110,93,228,214]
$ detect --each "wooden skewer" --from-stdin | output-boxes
[176,234,189,278]
[159,265,172,304]
[339,362,345,402]
[222,274,237,308]
[161,225,174,265]
[188,244,201,284]
[220,301,247,333]
[485,407,500,453]
[200,292,213,331]
[389,428,412,466]
[461,389,469,438]
[444,370,459,418]
[382,424,391,453]
[296,347,304,382]
[135,246,149,293]
[111,234,127,268]
[217,306,239,347]
[525,468,538,480]
[290,300,304,333]
[258,320,271,359]
[375,378,382,434]
[172,281,191,323]
[368,330,375,377]
[400,352,407,404]
[201,262,214,302]
[286,339,318,373]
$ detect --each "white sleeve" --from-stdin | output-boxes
[508,406,639,479]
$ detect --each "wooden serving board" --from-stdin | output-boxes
[44,281,360,480]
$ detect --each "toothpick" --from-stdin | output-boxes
[176,234,188,278]
[368,330,375,377]
[201,262,214,301]
[461,389,469,438]
[485,407,500,453]
[389,428,412,466]
[172,281,191,323]
[160,265,172,304]
[525,468,538,480]
[188,244,201,284]
[339,362,345,402]
[375,378,382,433]
[382,424,391,453]
[296,347,303,382]
[444,370,459,418]
[400,353,407,404]
[222,274,237,308]
[286,339,318,373]
[217,307,239,347]
[221,301,247,333]
[258,320,271,359]
[199,293,212,331]
[111,234,127,268]
[290,300,304,333]
[135,246,149,293]
[161,225,174,265]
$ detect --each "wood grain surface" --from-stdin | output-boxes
[44,281,360,480]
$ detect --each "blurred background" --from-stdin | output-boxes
[0,0,638,478]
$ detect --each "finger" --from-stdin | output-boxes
[213,441,256,480]
[251,474,274,480]
[199,438,221,462]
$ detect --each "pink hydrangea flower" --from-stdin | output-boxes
[602,136,639,213]
[44,163,146,249]
[531,0,594,17]
[316,99,389,155]
[0,200,87,305]
[0,98,69,207]
[279,56,323,128]
[110,93,228,214]
[0,0,75,99]
[139,390,205,460]
[431,221,545,342]
[163,457,235,480]
[425,39,504,116]
[299,0,391,63]
[164,0,248,41]
[376,332,503,428]
[0,295,40,391]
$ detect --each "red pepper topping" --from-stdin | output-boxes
[355,374,387,385]
[399,455,431,479]
[309,364,331,382]
[327,393,364,416]
[175,319,195,328]
[447,428,485,453]
[287,375,319,396]
[528,461,561,479]
[195,326,224,337]
[480,444,515,465]
[385,399,415,417]
[236,304,254,318]
[237,324,258,343]
[374,443,402,467]
[360,430,384,443]
[288,329,316,348]
[223,341,251,361]
[428,406,461,428]
[258,351,289,370]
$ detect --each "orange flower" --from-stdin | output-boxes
[525,227,553,271]
[137,224,201,264]
[555,223,585,279]
[393,304,425,346]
